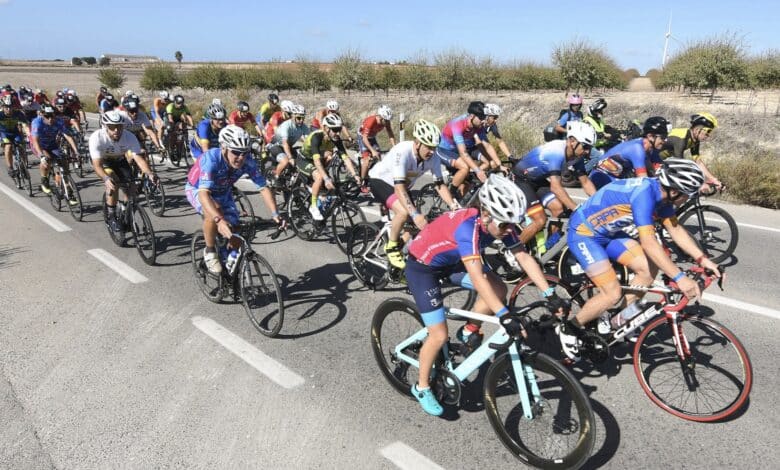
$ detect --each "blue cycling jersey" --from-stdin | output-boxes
[185,147,267,196]
[592,138,661,179]
[31,115,67,151]
[512,140,586,183]
[190,119,221,157]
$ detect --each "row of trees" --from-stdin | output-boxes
[71,56,111,66]
[139,41,628,94]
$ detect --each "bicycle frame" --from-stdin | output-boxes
[359,222,392,271]
[392,308,541,420]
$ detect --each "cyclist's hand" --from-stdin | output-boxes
[475,170,488,183]
[546,292,570,318]
[700,258,721,277]
[558,208,573,219]
[324,178,335,191]
[274,215,288,231]
[354,175,362,185]
[677,275,701,301]
[449,200,462,211]
[216,219,233,239]
[500,315,526,338]
[150,173,160,186]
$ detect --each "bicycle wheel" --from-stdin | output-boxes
[130,204,157,265]
[484,350,596,469]
[330,201,366,254]
[331,156,360,199]
[371,297,427,396]
[239,252,284,337]
[18,157,33,196]
[144,178,166,217]
[288,187,316,241]
[634,314,752,422]
[232,187,256,241]
[677,205,739,263]
[556,245,629,290]
[190,231,226,302]
[63,174,83,221]
[347,222,389,290]
[414,182,447,221]
[101,193,126,246]
[49,173,63,212]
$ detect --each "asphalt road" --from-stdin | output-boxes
[1,118,779,469]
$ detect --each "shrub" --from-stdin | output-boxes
[82,57,97,66]
[646,68,662,88]
[433,49,475,93]
[97,67,125,89]
[373,66,401,96]
[748,50,780,89]
[710,149,780,208]
[98,56,111,66]
[331,49,373,94]
[140,63,179,90]
[71,57,83,66]
[552,38,627,91]
[181,64,234,90]
[295,56,330,93]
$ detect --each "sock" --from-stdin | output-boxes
[311,195,317,206]
[415,383,430,391]
[463,323,480,336]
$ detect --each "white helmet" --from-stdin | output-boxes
[484,103,502,117]
[66,89,76,96]
[292,104,306,116]
[378,105,392,120]
[280,100,294,113]
[206,103,227,120]
[218,125,251,152]
[101,110,124,126]
[326,99,339,111]
[211,98,223,106]
[478,174,527,224]
[566,121,597,146]
[656,158,705,196]
[159,91,170,100]
[124,90,134,97]
[322,113,343,129]
[413,119,441,147]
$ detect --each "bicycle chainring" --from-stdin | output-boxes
[432,368,461,406]
[580,330,610,364]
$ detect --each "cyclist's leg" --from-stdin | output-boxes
[449,157,471,197]
[588,170,614,192]
[514,180,546,244]
[567,231,622,326]
[370,179,405,242]
[3,140,12,173]
[606,236,654,306]
[539,187,565,217]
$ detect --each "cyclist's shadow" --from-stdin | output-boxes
[273,262,355,339]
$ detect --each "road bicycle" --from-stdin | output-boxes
[166,123,192,168]
[9,140,33,196]
[101,179,157,265]
[46,152,84,221]
[232,186,257,241]
[191,232,284,337]
[133,161,166,217]
[666,187,738,263]
[511,266,752,422]
[371,298,596,469]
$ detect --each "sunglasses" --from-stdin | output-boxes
[294,115,305,120]
[329,127,342,133]
[43,113,55,119]
[580,143,592,151]
[106,124,122,131]
[496,221,512,231]
[229,149,251,158]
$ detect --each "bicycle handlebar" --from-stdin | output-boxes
[664,265,725,313]
[487,300,550,352]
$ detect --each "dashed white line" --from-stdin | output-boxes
[87,248,149,283]
[191,316,305,389]
[380,442,444,470]
[0,181,72,232]
[703,293,780,321]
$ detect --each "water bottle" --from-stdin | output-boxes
[225,249,239,275]
[610,301,643,329]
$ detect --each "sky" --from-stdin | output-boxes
[1,0,778,74]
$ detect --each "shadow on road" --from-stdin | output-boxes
[0,245,27,270]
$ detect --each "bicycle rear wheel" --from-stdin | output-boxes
[330,201,366,254]
[288,187,316,241]
[101,193,126,246]
[371,297,427,396]
[414,182,447,221]
[131,204,157,265]
[239,252,284,337]
[144,178,166,217]
[331,156,360,199]
[190,231,226,302]
[634,314,753,422]
[677,205,738,263]
[484,350,596,469]
[232,187,256,241]
[347,222,389,290]
[63,174,83,221]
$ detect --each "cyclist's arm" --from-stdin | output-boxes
[61,132,78,154]
[361,130,376,156]
[129,150,155,177]
[475,133,503,168]
[197,189,230,228]
[580,174,597,196]
[512,248,552,292]
[549,175,578,210]
[337,142,359,179]
[282,139,294,160]
[434,181,458,209]
[385,123,395,146]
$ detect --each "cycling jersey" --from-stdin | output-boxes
[258,102,280,126]
[512,140,586,184]
[228,110,257,132]
[0,109,28,138]
[34,93,49,106]
[151,98,168,120]
[31,115,67,151]
[186,147,266,197]
[660,128,700,161]
[55,108,77,122]
[480,123,502,140]
[439,114,480,152]
[359,114,391,138]
[99,98,117,113]
[300,130,347,161]
[88,128,141,161]
[583,115,608,148]
[119,110,152,134]
[263,111,288,143]
[190,119,222,158]
[557,109,583,127]
[368,140,443,188]
[311,108,339,129]
[165,103,191,122]
[589,138,662,190]
[271,119,310,146]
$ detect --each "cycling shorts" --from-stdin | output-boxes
[1,134,23,145]
[185,187,239,227]
[566,218,643,287]
[358,136,380,158]
[369,178,398,210]
[435,147,459,168]
[102,158,134,184]
[405,257,486,326]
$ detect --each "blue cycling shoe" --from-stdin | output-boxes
[412,384,443,416]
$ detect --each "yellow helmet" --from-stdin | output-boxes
[690,112,718,129]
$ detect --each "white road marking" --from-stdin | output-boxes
[703,293,780,321]
[87,248,149,283]
[380,442,444,470]
[191,316,305,389]
[0,181,72,232]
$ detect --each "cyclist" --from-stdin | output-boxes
[582,98,617,152]
[0,96,29,179]
[587,116,669,193]
[266,104,310,186]
[553,93,584,138]
[20,93,41,122]
[229,101,263,136]
[559,159,721,361]
[312,99,339,129]
[297,113,360,221]
[90,111,158,232]
[436,101,491,197]
[0,86,22,111]
[404,174,563,416]
[165,94,194,150]
[263,100,294,146]
[65,91,87,127]
[258,93,281,128]
[185,125,285,274]
[30,104,79,197]
[96,86,108,109]
[660,112,722,191]
[474,103,513,172]
[99,93,119,114]
[190,103,227,159]
[34,88,50,106]
[119,100,163,156]
[357,105,396,193]
[53,97,81,136]
[367,119,459,269]
[151,91,171,146]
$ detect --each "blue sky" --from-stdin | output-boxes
[2,0,778,73]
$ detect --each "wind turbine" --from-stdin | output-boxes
[662,11,678,68]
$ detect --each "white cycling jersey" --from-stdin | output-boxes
[89,128,141,161]
[368,140,443,188]
[119,110,152,134]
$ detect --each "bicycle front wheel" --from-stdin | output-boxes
[131,204,157,265]
[484,351,596,469]
[634,314,753,422]
[232,187,256,241]
[371,297,426,397]
[347,222,389,290]
[330,201,366,254]
[145,178,166,217]
[678,205,739,263]
[63,174,83,221]
[239,252,284,337]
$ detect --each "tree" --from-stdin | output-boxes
[748,50,780,89]
[295,55,330,93]
[433,49,475,93]
[175,51,183,66]
[82,57,97,66]
[98,56,111,66]
[552,38,626,92]
[97,67,126,89]
[140,63,179,90]
[71,57,83,66]
[331,49,372,94]
[373,66,401,97]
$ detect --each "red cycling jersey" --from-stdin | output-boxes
[264,110,288,143]
[229,110,257,131]
[359,114,391,137]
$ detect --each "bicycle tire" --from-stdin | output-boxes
[232,187,256,241]
[330,155,360,199]
[190,231,226,302]
[19,157,33,196]
[131,204,157,265]
[49,173,63,212]
[371,297,430,397]
[101,193,126,246]
[330,201,366,254]
[347,221,390,290]
[484,351,596,469]
[239,252,284,337]
[414,182,447,221]
[677,205,739,263]
[634,314,753,422]
[288,187,317,241]
[63,174,83,221]
[144,178,166,217]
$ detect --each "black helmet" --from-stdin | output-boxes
[237,100,250,112]
[589,98,607,116]
[643,116,671,137]
[467,100,486,120]
[100,86,108,93]
[174,94,184,104]
[268,93,279,104]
